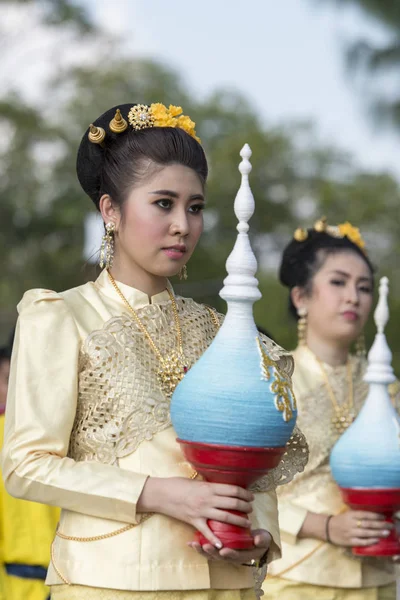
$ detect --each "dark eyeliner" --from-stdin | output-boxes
[155,198,173,209]
[189,204,205,213]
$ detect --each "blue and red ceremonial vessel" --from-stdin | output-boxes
[331,277,400,556]
[171,145,298,549]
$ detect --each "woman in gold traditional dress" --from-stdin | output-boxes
[1,103,307,600]
[263,218,398,599]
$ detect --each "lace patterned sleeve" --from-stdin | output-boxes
[249,426,308,492]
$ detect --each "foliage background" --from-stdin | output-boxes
[1,0,400,369]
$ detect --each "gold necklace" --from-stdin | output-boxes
[314,354,355,436]
[107,270,189,398]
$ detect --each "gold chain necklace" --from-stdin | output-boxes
[314,354,355,436]
[107,269,189,398]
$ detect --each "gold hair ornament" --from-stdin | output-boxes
[88,124,106,145]
[293,216,367,253]
[127,104,155,130]
[128,103,201,143]
[109,108,128,133]
[88,103,200,145]
[294,228,308,242]
[314,217,327,233]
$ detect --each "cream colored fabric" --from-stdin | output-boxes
[1,269,305,592]
[264,576,396,599]
[51,585,257,599]
[267,345,397,588]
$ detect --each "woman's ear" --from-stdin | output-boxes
[291,286,307,313]
[99,194,120,230]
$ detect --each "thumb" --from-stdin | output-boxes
[252,529,271,548]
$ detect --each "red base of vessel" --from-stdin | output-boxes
[178,439,286,550]
[340,487,400,557]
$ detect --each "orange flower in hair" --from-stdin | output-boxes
[337,222,366,252]
[128,103,201,143]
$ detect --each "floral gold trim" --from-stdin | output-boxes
[257,337,297,422]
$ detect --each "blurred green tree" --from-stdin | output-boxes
[1,0,400,369]
[0,0,93,30]
[321,0,400,129]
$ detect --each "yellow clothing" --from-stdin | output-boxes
[265,345,397,591]
[0,566,9,600]
[2,270,306,596]
[6,577,51,600]
[0,413,60,600]
[264,576,396,599]
[51,585,257,599]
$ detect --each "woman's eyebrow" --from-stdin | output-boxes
[149,190,205,201]
[328,269,350,278]
[328,270,372,283]
[149,189,179,198]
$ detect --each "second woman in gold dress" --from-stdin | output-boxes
[264,218,398,600]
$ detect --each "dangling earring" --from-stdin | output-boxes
[179,265,188,280]
[297,307,308,346]
[100,222,115,269]
[355,332,366,357]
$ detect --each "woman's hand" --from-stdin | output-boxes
[137,477,254,548]
[329,510,392,547]
[188,529,271,565]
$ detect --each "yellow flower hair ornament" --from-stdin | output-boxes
[337,222,366,252]
[127,103,200,143]
[293,217,367,253]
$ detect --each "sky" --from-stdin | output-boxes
[82,0,400,180]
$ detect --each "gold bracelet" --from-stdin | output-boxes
[325,514,334,544]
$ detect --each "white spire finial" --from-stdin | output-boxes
[374,276,389,334]
[364,276,395,385]
[234,144,254,234]
[220,144,261,304]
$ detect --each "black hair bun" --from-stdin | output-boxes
[279,233,314,289]
[76,103,133,204]
[279,229,373,289]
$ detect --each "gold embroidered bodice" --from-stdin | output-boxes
[68,297,308,489]
[70,298,216,464]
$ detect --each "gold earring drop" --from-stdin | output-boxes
[179,265,188,280]
[297,307,307,346]
[100,222,115,269]
[356,333,366,357]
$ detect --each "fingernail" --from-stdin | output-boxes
[383,530,391,536]
[215,542,222,549]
